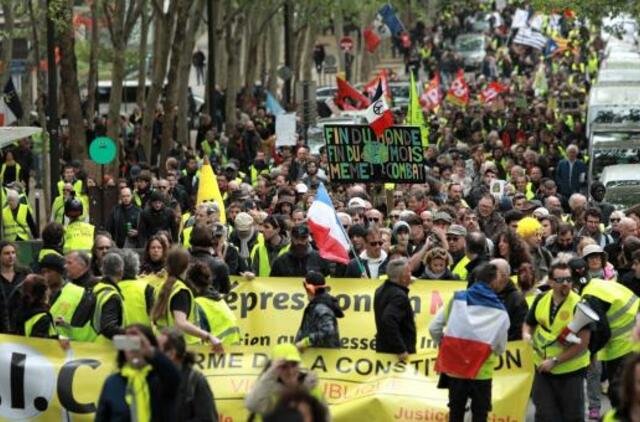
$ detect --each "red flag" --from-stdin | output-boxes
[335,77,370,110]
[363,27,381,53]
[446,69,469,107]
[363,70,392,103]
[420,73,443,112]
[365,81,394,137]
[478,81,508,104]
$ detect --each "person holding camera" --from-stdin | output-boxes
[95,325,181,422]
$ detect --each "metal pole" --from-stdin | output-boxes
[283,0,292,107]
[207,0,216,118]
[46,0,60,203]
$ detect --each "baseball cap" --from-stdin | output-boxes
[446,224,467,237]
[234,212,254,231]
[348,197,367,209]
[305,271,326,286]
[295,183,308,194]
[39,253,65,274]
[271,343,301,363]
[392,221,411,235]
[433,211,453,224]
[582,244,605,259]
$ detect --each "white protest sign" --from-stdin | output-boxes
[276,113,297,147]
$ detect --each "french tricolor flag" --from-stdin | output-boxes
[434,282,510,378]
[307,183,351,264]
[365,80,394,138]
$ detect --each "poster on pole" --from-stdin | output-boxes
[323,124,425,183]
[275,113,297,147]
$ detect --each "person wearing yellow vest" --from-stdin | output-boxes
[180,202,219,248]
[19,274,58,338]
[150,247,223,351]
[62,198,95,255]
[250,215,290,277]
[118,249,154,327]
[57,164,83,197]
[429,262,510,422]
[94,324,181,422]
[248,151,270,187]
[602,353,640,422]
[245,343,329,419]
[523,261,591,421]
[187,261,240,346]
[0,150,21,187]
[3,189,36,241]
[38,222,63,264]
[570,257,639,409]
[446,224,469,281]
[91,252,126,344]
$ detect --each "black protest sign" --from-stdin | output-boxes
[323,125,425,183]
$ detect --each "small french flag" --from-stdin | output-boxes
[307,183,351,264]
[365,80,394,138]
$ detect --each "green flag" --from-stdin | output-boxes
[405,72,429,147]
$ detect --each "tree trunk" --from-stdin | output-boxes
[224,16,244,129]
[0,2,14,92]
[85,0,99,122]
[267,17,280,95]
[291,24,307,98]
[136,1,150,110]
[159,0,191,172]
[57,0,87,160]
[333,6,345,70]
[106,0,127,144]
[302,21,319,81]
[176,0,205,148]
[243,9,258,90]
[141,1,178,161]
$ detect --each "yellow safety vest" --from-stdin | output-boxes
[525,182,536,200]
[3,203,31,240]
[24,312,57,338]
[63,221,95,254]
[250,166,270,187]
[119,279,152,327]
[50,282,96,341]
[582,279,639,361]
[182,225,193,249]
[139,271,167,289]
[92,282,123,344]
[532,291,590,374]
[57,179,84,197]
[451,256,470,281]
[153,279,199,344]
[250,240,290,277]
[0,162,21,184]
[38,248,62,262]
[195,296,241,345]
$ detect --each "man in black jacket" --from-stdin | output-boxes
[491,258,528,340]
[137,191,179,245]
[270,224,330,277]
[106,187,141,248]
[374,257,416,360]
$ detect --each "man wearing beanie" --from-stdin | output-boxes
[137,190,179,245]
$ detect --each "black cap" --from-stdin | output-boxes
[149,190,165,203]
[213,223,225,237]
[569,257,588,285]
[40,253,65,274]
[305,271,325,286]
[291,224,310,239]
[348,224,366,238]
[64,198,83,217]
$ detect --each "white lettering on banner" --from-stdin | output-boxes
[0,343,56,420]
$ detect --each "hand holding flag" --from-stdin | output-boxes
[365,80,394,138]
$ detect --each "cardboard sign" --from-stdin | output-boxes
[275,113,297,147]
[323,124,425,183]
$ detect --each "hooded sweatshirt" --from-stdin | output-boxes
[295,292,344,348]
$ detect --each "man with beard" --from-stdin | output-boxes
[546,224,576,257]
[270,224,330,277]
[137,191,179,245]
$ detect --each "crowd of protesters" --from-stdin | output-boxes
[1,1,640,421]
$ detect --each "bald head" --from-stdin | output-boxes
[619,217,638,240]
[490,258,511,291]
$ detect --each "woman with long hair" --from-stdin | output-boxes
[140,235,168,287]
[150,247,223,351]
[19,274,56,338]
[493,228,532,275]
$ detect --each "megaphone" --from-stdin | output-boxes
[557,302,600,345]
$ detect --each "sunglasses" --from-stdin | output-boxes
[552,277,573,285]
[368,217,380,223]
[610,218,621,223]
[368,241,383,246]
[390,215,400,219]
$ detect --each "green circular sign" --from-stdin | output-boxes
[89,136,117,165]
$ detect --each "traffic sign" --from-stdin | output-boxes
[89,136,117,165]
[340,37,354,51]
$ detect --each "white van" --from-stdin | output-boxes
[96,80,150,116]
[589,127,640,186]
[597,69,640,84]
[586,85,640,137]
[599,163,640,210]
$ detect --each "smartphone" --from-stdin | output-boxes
[113,335,141,351]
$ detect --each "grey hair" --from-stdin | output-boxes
[6,189,18,202]
[102,251,124,278]
[68,250,91,268]
[120,249,140,279]
[490,258,511,278]
[337,212,352,225]
[386,257,408,282]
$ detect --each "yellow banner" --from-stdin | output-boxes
[0,278,534,421]
[0,336,532,421]
[228,277,465,351]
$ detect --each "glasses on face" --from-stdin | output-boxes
[97,246,110,251]
[552,277,573,285]
[158,186,169,190]
[368,241,383,246]
[611,218,621,223]
[390,214,400,219]
[368,217,380,223]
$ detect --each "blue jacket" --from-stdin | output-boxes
[95,351,181,422]
[555,158,587,197]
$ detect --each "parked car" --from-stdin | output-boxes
[454,33,486,70]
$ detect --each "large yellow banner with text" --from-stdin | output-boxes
[227,277,465,351]
[0,336,533,422]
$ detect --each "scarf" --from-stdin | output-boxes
[121,363,153,422]
[238,228,254,259]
